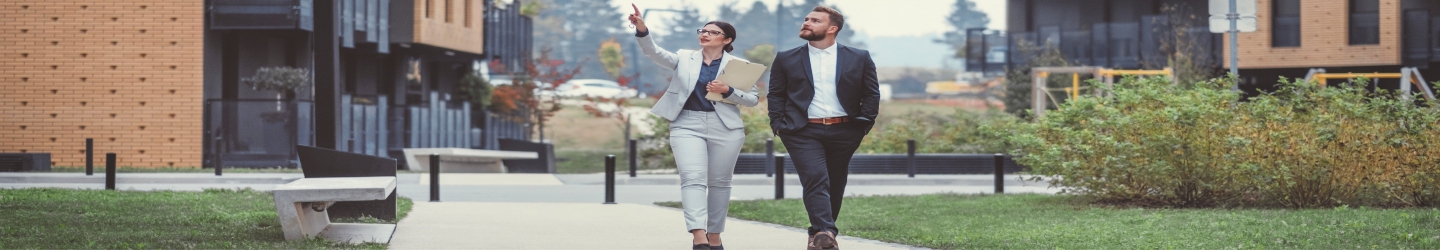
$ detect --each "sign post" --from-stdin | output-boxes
[1210,0,1257,90]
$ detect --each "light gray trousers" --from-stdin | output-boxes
[669,110,744,233]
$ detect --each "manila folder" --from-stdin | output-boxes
[705,60,768,102]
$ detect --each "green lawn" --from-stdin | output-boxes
[0,188,413,249]
[555,150,670,174]
[661,194,1440,249]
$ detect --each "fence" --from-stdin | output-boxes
[342,95,389,157]
[405,92,477,149]
[204,99,314,168]
[732,153,1024,175]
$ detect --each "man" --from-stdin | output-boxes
[766,5,879,250]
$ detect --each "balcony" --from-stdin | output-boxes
[209,0,313,31]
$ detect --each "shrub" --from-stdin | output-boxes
[1009,75,1440,208]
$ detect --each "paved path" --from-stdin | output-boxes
[1,172,1057,249]
[388,202,911,249]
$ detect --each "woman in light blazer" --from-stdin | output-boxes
[628,4,759,250]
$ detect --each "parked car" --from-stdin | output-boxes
[557,79,636,99]
[487,75,557,99]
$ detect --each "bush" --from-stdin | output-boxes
[857,109,1020,154]
[1009,76,1440,208]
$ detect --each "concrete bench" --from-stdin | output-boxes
[273,177,397,244]
[401,148,538,173]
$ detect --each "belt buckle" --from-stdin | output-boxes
[823,118,837,125]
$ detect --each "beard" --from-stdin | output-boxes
[798,28,826,41]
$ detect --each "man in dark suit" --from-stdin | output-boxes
[766,5,879,250]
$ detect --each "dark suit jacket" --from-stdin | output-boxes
[766,43,880,135]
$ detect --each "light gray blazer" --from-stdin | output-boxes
[636,34,760,130]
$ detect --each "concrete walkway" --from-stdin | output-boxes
[388,202,912,249]
[0,172,1054,249]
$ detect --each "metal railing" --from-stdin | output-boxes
[204,99,314,168]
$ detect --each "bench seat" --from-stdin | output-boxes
[401,148,538,173]
[273,177,397,243]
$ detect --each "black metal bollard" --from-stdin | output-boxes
[994,153,1004,194]
[765,139,775,177]
[105,153,116,190]
[85,138,93,176]
[430,154,440,202]
[628,139,637,177]
[214,137,224,176]
[775,155,785,200]
[605,155,617,204]
[907,139,917,178]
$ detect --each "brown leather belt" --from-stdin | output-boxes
[808,117,850,125]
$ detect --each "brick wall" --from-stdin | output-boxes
[0,1,203,167]
[1228,0,1403,69]
[414,0,484,54]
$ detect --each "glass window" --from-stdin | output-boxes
[1350,0,1380,45]
[1272,0,1301,47]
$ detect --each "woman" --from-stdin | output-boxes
[628,4,759,250]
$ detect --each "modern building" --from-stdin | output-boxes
[2,0,536,168]
[1227,0,1440,89]
[1003,0,1440,92]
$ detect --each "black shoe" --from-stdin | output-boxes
[709,245,724,250]
[693,244,709,250]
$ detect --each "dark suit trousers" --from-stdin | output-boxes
[778,121,866,236]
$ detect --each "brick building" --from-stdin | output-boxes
[1,1,205,167]
[2,0,536,168]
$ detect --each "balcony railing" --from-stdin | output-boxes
[209,0,313,30]
[1007,15,1223,70]
[205,99,314,168]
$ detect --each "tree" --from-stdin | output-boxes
[458,71,493,108]
[938,0,990,59]
[491,48,584,140]
[1002,41,1070,119]
[534,0,625,80]
[782,0,864,49]
[598,38,626,79]
[743,44,776,67]
[1154,3,1221,86]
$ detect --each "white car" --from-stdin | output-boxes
[557,79,636,99]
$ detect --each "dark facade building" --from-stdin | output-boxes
[202,0,534,168]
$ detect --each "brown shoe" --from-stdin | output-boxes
[813,231,838,250]
[806,233,821,250]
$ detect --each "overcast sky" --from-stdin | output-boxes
[617,0,1007,38]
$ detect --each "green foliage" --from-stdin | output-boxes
[241,66,311,96]
[597,38,626,79]
[458,71,493,108]
[1001,41,1070,119]
[743,44,776,67]
[1009,76,1440,208]
[519,0,543,17]
[857,109,1020,154]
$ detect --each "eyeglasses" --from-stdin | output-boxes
[696,29,725,37]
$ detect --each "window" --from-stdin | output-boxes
[464,0,471,27]
[425,0,431,18]
[1349,0,1380,45]
[1272,0,1301,47]
[445,0,452,23]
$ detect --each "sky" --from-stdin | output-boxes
[613,0,1008,69]
[617,0,1007,38]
